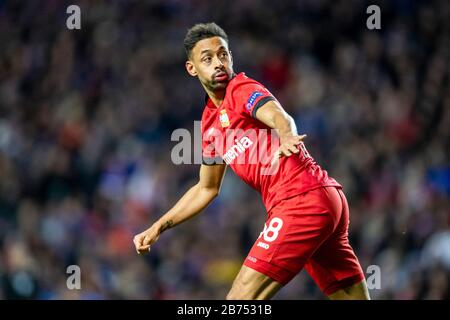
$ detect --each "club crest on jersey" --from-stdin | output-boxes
[246,91,263,112]
[219,109,230,127]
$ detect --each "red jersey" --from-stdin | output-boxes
[201,72,341,213]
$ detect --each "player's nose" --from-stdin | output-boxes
[213,56,225,69]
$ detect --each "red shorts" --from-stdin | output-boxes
[244,186,365,296]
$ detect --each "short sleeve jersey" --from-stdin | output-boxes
[201,72,341,213]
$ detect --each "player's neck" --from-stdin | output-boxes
[205,89,226,108]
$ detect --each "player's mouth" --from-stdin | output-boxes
[213,71,229,82]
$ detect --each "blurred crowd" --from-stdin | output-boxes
[0,0,449,299]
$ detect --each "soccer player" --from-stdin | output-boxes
[133,23,370,300]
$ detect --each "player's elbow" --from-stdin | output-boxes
[210,187,220,198]
[199,185,220,199]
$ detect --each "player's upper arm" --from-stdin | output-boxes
[253,99,291,129]
[198,163,227,195]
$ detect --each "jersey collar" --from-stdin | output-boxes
[204,72,243,109]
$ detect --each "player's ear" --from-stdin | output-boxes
[185,60,197,77]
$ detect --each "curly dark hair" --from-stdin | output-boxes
[183,22,229,58]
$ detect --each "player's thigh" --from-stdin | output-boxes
[328,279,370,300]
[227,265,283,300]
[242,188,339,290]
[305,187,366,297]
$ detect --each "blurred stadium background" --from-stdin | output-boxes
[0,0,449,299]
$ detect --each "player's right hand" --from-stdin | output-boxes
[133,222,161,255]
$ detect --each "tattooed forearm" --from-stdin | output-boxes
[159,220,174,232]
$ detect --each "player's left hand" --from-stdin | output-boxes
[273,134,307,162]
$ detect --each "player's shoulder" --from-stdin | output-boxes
[228,72,273,108]
[230,72,271,97]
[229,72,266,93]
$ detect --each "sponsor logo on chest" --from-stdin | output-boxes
[223,136,253,164]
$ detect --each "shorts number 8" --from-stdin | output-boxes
[259,217,284,242]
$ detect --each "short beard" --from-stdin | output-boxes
[204,78,228,92]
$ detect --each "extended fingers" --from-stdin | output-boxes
[281,147,292,156]
[284,135,307,154]
[287,144,300,154]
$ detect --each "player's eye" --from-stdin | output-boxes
[220,52,228,59]
[202,56,212,63]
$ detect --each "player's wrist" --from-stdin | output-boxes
[279,132,296,144]
[157,218,174,233]
[279,132,295,138]
[278,126,296,137]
